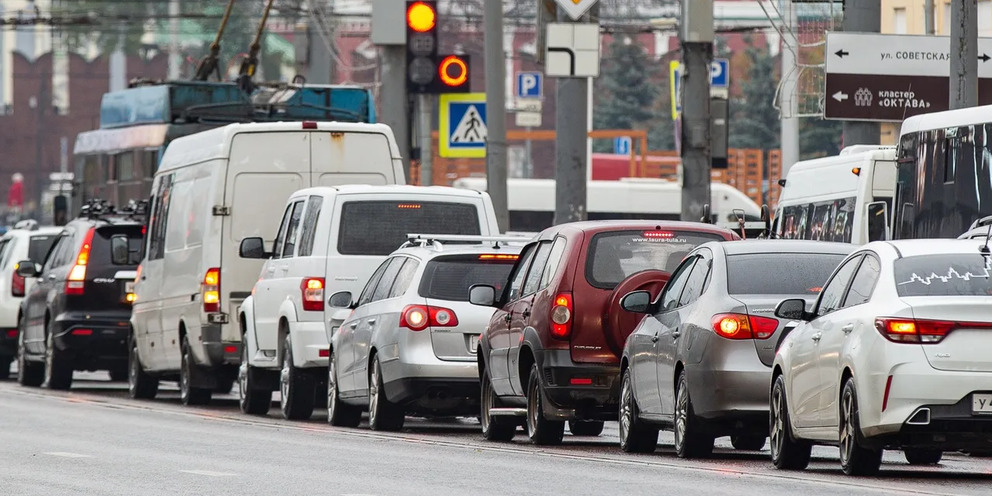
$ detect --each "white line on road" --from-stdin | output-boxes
[42,452,92,458]
[179,470,238,477]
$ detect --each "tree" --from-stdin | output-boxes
[729,41,780,150]
[593,34,660,151]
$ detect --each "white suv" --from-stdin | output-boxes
[0,223,61,379]
[237,185,500,420]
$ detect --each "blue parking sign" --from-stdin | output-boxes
[516,72,542,99]
[614,137,631,155]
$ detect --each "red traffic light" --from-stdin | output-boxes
[407,2,436,32]
[438,55,468,87]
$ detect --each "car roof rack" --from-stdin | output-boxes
[78,199,150,222]
[401,233,533,251]
[12,219,39,231]
[968,215,992,231]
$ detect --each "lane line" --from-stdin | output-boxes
[43,452,92,458]
[179,470,238,477]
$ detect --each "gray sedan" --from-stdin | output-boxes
[616,240,854,457]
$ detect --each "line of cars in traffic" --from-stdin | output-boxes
[2,121,991,478]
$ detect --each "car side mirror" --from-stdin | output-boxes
[468,284,497,307]
[620,290,653,314]
[775,298,809,321]
[866,201,889,242]
[327,291,354,309]
[239,237,269,259]
[15,260,40,278]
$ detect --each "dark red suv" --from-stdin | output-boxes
[469,221,739,444]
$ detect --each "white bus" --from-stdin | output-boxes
[451,177,762,232]
[773,145,896,244]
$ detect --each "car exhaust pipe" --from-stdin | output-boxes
[907,407,931,425]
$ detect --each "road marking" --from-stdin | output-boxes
[43,452,92,458]
[179,470,237,477]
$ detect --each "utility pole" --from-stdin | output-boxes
[484,0,509,231]
[34,70,47,217]
[780,0,799,179]
[841,0,880,146]
[371,0,411,179]
[951,0,978,110]
[418,94,434,185]
[553,7,592,225]
[679,0,712,222]
[925,0,935,35]
[169,0,181,79]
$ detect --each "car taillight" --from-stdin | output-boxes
[711,313,778,340]
[400,304,458,331]
[301,277,325,312]
[550,293,572,339]
[66,228,95,295]
[11,269,25,297]
[203,267,220,313]
[874,317,992,344]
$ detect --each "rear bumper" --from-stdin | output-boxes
[865,396,992,451]
[537,349,621,421]
[685,364,770,424]
[51,316,130,370]
[290,320,329,369]
[382,376,479,413]
[201,324,241,367]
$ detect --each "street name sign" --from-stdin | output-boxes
[824,32,992,121]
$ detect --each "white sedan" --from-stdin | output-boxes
[770,239,992,476]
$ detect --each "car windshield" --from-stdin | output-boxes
[338,201,481,256]
[726,252,847,295]
[28,234,58,264]
[419,254,516,301]
[586,230,726,289]
[894,254,992,297]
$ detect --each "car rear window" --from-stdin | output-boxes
[91,226,144,266]
[894,254,992,297]
[418,254,516,301]
[586,230,727,289]
[726,253,846,295]
[338,201,482,256]
[28,234,58,264]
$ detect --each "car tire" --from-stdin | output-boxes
[368,356,404,431]
[770,374,812,470]
[327,351,361,427]
[568,420,605,436]
[904,448,942,465]
[0,356,12,380]
[839,378,883,476]
[619,369,659,453]
[238,339,271,415]
[480,370,516,442]
[280,334,316,421]
[45,330,73,390]
[731,434,766,451]
[128,337,159,400]
[16,324,43,387]
[674,370,714,459]
[180,335,211,406]
[526,363,564,446]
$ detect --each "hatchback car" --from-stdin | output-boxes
[771,239,992,475]
[325,236,524,431]
[469,221,740,445]
[16,200,145,389]
[617,240,853,457]
[0,223,61,379]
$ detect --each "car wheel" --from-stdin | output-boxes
[180,335,211,406]
[16,323,43,387]
[128,337,159,400]
[770,374,812,470]
[674,370,713,459]
[731,435,766,451]
[238,338,271,415]
[480,370,516,441]
[327,351,361,427]
[839,378,882,476]
[526,363,564,445]
[619,369,659,453]
[44,330,73,390]
[280,334,315,420]
[904,448,942,465]
[368,356,404,431]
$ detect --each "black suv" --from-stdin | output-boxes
[16,201,145,389]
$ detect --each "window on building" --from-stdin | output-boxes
[893,8,907,34]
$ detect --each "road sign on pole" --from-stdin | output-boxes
[439,93,487,158]
[613,136,631,155]
[555,0,599,21]
[670,58,729,120]
[546,23,601,78]
[824,32,992,121]
[516,72,543,98]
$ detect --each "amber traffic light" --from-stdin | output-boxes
[405,1,469,94]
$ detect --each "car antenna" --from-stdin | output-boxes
[981,223,992,255]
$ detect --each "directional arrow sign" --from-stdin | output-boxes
[835,49,849,58]
[555,0,599,21]
[825,32,992,77]
[832,91,848,102]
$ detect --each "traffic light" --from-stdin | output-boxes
[405,1,470,93]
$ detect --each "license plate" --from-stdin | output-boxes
[973,393,992,415]
[125,281,135,293]
[468,335,480,354]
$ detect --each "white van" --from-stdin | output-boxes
[128,121,405,405]
[773,145,896,244]
[235,185,501,419]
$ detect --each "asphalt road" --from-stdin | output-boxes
[2,371,991,496]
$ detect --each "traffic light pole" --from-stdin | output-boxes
[380,45,411,179]
[418,93,434,185]
[484,0,509,232]
[553,6,594,226]
[679,0,712,222]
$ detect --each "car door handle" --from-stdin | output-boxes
[504,313,512,323]
[842,323,854,334]
[47,274,56,281]
[367,318,376,325]
[521,309,531,319]
[349,322,358,329]
[672,330,681,339]
[812,332,822,342]
[651,333,659,343]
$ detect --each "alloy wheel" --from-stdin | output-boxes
[280,347,291,416]
[619,374,633,445]
[770,385,785,460]
[327,357,337,416]
[369,360,380,426]
[840,388,855,466]
[674,380,688,451]
[238,344,250,404]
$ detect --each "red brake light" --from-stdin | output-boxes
[397,203,421,209]
[881,375,893,412]
[747,315,779,340]
[66,228,95,295]
[711,313,776,340]
[302,121,318,129]
[11,269,25,297]
[478,254,519,261]
[400,304,459,331]
[71,328,93,336]
[643,231,675,239]
[6,329,17,338]
[550,293,572,339]
[301,277,325,312]
[874,317,989,344]
[570,378,593,386]
[203,267,220,313]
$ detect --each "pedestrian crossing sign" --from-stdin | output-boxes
[439,93,488,158]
